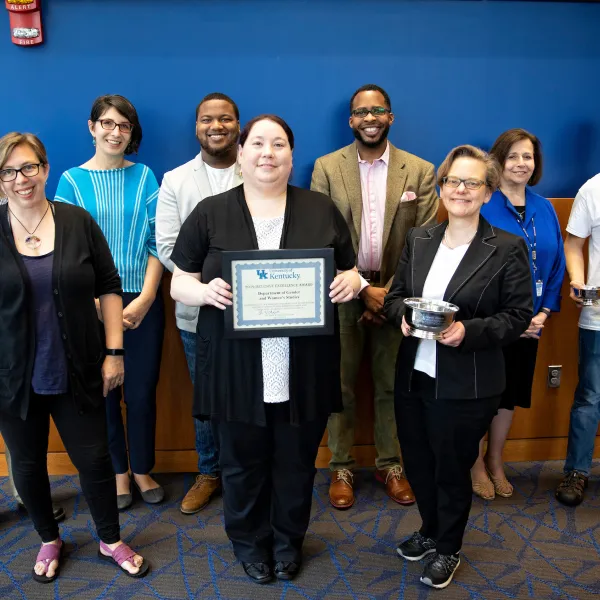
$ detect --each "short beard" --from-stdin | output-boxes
[352,123,390,149]
[199,136,237,158]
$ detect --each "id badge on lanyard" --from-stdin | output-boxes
[536,280,543,297]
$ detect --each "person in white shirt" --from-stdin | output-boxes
[156,93,242,515]
[555,172,600,507]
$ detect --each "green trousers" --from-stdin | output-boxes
[328,299,403,471]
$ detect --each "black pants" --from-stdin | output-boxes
[105,292,164,474]
[0,392,120,544]
[396,371,500,555]
[212,403,327,563]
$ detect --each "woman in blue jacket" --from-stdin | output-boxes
[472,129,566,499]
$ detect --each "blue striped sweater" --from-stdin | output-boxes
[55,163,159,293]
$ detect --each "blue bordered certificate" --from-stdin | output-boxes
[222,249,335,339]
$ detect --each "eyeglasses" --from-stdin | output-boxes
[0,163,43,182]
[97,119,134,133]
[442,177,486,190]
[351,106,391,118]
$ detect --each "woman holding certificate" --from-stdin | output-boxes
[170,115,360,584]
[384,145,532,590]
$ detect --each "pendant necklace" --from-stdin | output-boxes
[8,201,50,250]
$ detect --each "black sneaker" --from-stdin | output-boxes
[555,471,588,507]
[420,552,460,589]
[397,532,437,561]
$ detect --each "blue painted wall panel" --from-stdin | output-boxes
[1,0,599,198]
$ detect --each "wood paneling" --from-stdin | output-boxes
[3,198,598,474]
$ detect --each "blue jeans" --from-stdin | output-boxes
[179,329,219,475]
[565,328,600,475]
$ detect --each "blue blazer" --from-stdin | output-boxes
[481,189,566,315]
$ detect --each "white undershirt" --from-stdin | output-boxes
[205,163,236,196]
[414,241,471,378]
[253,216,290,404]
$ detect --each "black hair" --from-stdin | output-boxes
[195,92,240,121]
[239,114,294,150]
[90,94,142,155]
[349,84,392,113]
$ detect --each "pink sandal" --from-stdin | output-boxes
[32,540,63,584]
[97,541,149,578]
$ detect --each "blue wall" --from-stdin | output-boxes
[1,0,599,198]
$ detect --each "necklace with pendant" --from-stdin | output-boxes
[8,201,50,250]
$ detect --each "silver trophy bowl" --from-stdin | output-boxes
[404,298,459,340]
[574,285,600,306]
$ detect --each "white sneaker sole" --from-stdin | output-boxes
[397,547,436,562]
[420,558,461,589]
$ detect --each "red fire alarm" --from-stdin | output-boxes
[6,0,43,46]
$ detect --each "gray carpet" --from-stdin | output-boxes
[0,461,599,599]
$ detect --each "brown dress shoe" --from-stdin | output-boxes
[375,466,415,505]
[329,469,355,509]
[180,474,221,514]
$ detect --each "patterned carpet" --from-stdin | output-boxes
[0,461,599,600]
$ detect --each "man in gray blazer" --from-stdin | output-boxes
[311,84,438,509]
[156,92,242,514]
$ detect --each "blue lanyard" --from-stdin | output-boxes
[515,211,538,276]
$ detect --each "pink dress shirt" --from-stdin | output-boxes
[357,143,390,271]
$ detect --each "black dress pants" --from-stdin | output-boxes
[0,392,120,544]
[213,403,327,563]
[396,371,500,555]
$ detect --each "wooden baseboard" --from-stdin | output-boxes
[1,437,600,475]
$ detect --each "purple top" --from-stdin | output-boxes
[21,251,68,395]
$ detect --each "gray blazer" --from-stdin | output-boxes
[156,153,242,332]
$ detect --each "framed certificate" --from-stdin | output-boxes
[222,248,335,339]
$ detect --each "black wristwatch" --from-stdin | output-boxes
[105,348,125,356]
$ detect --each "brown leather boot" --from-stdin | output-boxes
[329,469,355,509]
[180,474,221,514]
[375,466,415,505]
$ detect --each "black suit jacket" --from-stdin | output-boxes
[0,201,122,419]
[384,217,533,399]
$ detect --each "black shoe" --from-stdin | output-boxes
[52,504,66,523]
[18,502,65,523]
[420,553,460,589]
[242,561,273,584]
[274,560,301,580]
[117,493,133,511]
[397,532,436,561]
[134,480,165,505]
[555,470,588,507]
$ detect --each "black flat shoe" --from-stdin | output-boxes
[52,504,66,523]
[274,560,301,581]
[116,482,133,511]
[133,480,165,505]
[242,561,273,584]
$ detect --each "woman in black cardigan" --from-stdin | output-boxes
[171,115,360,583]
[384,145,532,590]
[0,133,149,582]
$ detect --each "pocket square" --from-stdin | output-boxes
[400,191,417,202]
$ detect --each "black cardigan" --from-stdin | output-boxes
[0,201,122,419]
[171,184,356,426]
[384,217,533,399]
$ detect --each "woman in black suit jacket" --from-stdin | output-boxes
[384,145,532,590]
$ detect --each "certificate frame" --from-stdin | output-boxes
[222,248,335,339]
